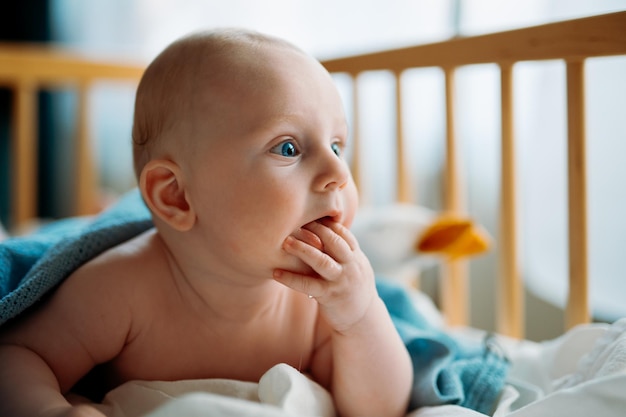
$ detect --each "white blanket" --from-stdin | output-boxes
[496,318,626,417]
[92,319,626,417]
[93,363,335,417]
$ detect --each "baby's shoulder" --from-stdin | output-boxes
[68,229,166,296]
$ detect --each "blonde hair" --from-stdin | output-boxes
[131,29,302,177]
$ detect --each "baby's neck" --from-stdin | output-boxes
[152,232,285,323]
[177,275,286,324]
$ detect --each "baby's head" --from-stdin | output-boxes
[132,29,300,177]
[132,29,358,277]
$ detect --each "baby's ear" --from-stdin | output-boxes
[139,160,196,232]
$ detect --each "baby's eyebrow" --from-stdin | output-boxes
[254,112,349,141]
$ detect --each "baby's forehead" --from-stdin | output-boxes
[175,29,301,71]
[184,31,338,102]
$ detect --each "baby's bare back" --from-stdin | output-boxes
[0,229,322,396]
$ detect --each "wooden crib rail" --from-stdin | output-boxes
[321,11,626,338]
[0,43,144,228]
[322,12,626,72]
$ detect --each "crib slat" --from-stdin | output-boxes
[565,60,590,329]
[441,67,468,326]
[443,68,462,212]
[394,72,412,203]
[75,82,98,216]
[11,81,38,228]
[498,64,524,338]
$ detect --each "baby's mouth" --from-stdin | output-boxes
[317,215,334,224]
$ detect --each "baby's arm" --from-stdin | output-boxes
[0,266,132,417]
[274,220,413,417]
[0,345,104,417]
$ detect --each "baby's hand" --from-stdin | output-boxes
[274,219,377,332]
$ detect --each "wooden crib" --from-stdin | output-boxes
[322,11,626,338]
[0,44,144,226]
[1,11,625,339]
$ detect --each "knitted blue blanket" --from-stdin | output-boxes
[0,189,508,414]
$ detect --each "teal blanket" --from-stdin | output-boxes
[0,189,508,415]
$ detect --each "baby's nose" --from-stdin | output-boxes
[314,150,350,192]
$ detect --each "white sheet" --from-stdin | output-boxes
[93,363,335,417]
[87,319,626,417]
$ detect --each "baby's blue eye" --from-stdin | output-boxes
[331,142,342,157]
[270,141,299,157]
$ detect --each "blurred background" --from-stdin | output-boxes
[1,0,625,340]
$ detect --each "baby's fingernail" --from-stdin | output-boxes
[283,236,294,248]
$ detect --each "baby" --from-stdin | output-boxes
[0,29,412,417]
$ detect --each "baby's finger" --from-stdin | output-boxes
[319,218,360,250]
[291,227,323,251]
[282,236,343,280]
[303,221,353,263]
[273,269,326,298]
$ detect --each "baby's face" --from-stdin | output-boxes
[183,44,358,279]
